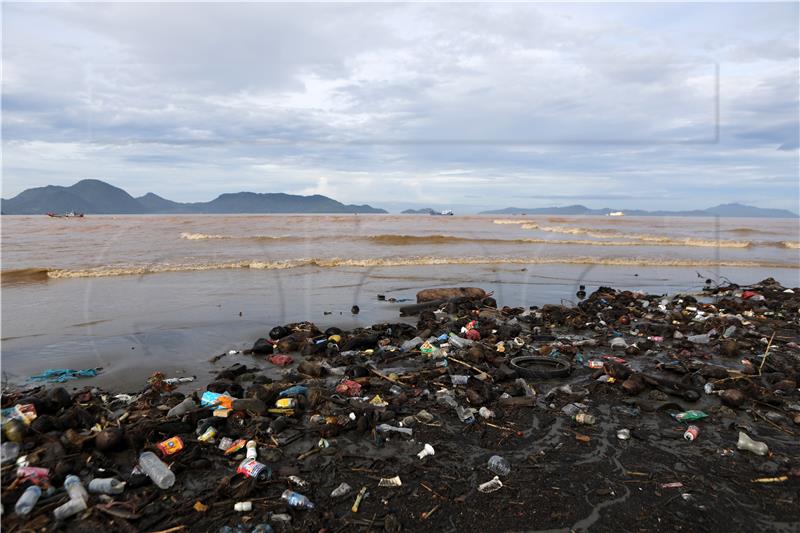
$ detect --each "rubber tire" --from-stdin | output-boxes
[509,356,572,379]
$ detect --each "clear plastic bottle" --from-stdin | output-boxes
[448,333,473,348]
[166,397,196,418]
[1,441,20,464]
[14,485,41,516]
[573,413,596,425]
[53,497,87,520]
[64,475,89,503]
[376,424,413,436]
[487,455,511,476]
[737,431,769,456]
[281,489,315,510]
[401,337,423,352]
[88,478,126,495]
[138,451,175,489]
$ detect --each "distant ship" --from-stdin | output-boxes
[435,210,454,216]
[606,211,625,217]
[47,211,84,218]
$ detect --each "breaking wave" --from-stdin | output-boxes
[20,255,796,282]
[1,268,51,286]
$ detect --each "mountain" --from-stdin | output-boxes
[2,179,147,214]
[1,179,387,214]
[481,203,798,218]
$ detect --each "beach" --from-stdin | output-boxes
[2,214,798,388]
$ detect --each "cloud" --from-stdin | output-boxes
[2,3,798,210]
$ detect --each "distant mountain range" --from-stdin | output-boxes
[481,203,798,218]
[1,179,387,214]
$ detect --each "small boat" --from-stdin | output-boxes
[47,211,84,218]
[606,211,625,217]
[431,210,454,216]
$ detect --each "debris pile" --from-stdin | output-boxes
[2,279,799,531]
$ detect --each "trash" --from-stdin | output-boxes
[478,476,503,493]
[268,354,293,366]
[88,478,126,494]
[351,486,368,512]
[737,431,769,456]
[64,475,89,503]
[156,436,184,456]
[1,441,20,464]
[14,485,41,516]
[617,429,631,440]
[331,482,352,498]
[234,501,253,512]
[487,455,511,476]
[573,413,596,425]
[378,476,402,487]
[673,410,708,422]
[139,451,175,489]
[246,440,257,460]
[53,496,87,521]
[683,425,699,442]
[281,489,315,510]
[417,443,435,459]
[29,368,99,382]
[167,397,197,418]
[237,458,271,480]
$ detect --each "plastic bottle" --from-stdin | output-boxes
[448,333,473,348]
[478,476,503,493]
[53,497,87,520]
[138,451,175,489]
[478,407,495,419]
[237,458,271,481]
[64,475,89,503]
[376,424,413,436]
[436,391,458,409]
[417,443,435,459]
[450,375,469,386]
[737,431,769,456]
[687,333,711,344]
[331,482,352,498]
[1,441,20,464]
[515,378,535,397]
[245,440,257,460]
[88,478,126,495]
[166,397,196,418]
[401,337,423,352]
[281,489,315,510]
[487,455,511,476]
[14,485,41,516]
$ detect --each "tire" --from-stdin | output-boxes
[509,356,572,379]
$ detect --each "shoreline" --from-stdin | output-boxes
[2,278,799,531]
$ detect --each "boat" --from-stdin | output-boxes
[46,211,84,218]
[432,210,454,216]
[606,211,625,217]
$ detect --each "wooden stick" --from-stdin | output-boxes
[757,332,775,376]
[368,367,406,387]
[447,356,493,381]
[148,526,186,533]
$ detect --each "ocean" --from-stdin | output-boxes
[2,214,798,389]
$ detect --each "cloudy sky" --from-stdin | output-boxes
[2,2,798,211]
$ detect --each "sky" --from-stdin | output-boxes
[2,2,799,212]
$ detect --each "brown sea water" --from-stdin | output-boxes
[2,214,798,389]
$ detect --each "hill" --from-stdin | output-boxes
[1,180,387,214]
[481,203,798,218]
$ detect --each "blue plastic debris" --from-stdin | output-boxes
[29,369,98,383]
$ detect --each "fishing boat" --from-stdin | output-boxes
[46,211,84,218]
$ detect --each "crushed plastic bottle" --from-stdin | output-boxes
[455,405,476,424]
[281,489,315,510]
[139,451,175,489]
[376,424,413,436]
[14,485,41,516]
[478,476,503,493]
[331,482,352,498]
[400,337,423,352]
[487,455,511,476]
[448,332,474,348]
[737,431,769,456]
[166,397,196,418]
[687,333,711,344]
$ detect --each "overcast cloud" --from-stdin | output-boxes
[2,2,798,211]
